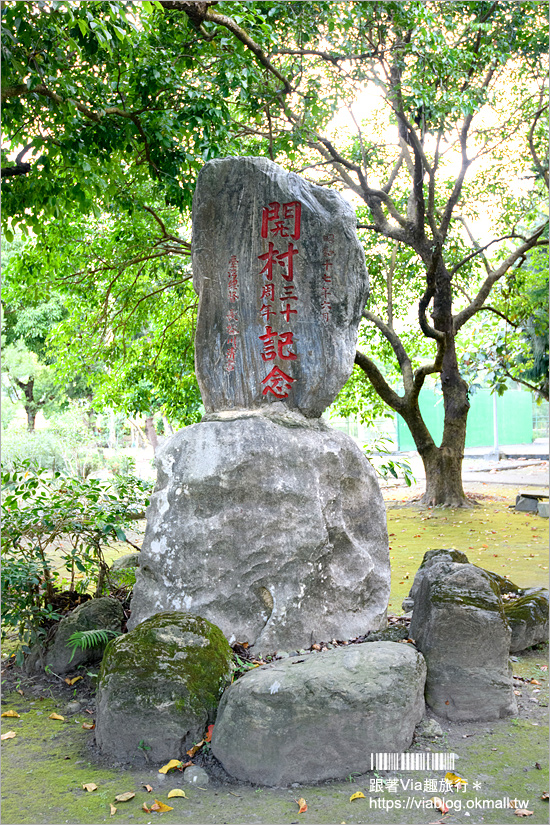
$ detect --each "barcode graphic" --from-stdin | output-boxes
[370,753,455,771]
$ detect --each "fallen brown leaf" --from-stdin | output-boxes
[143,784,153,793]
[82,783,98,792]
[142,803,150,813]
[296,797,307,813]
[186,741,204,757]
[64,676,82,685]
[430,797,449,814]
[1,710,20,718]
[150,799,173,812]
[515,810,534,817]
[109,804,117,816]
[48,713,65,721]
[114,792,135,803]
[541,792,549,800]
[167,789,187,798]
[1,731,16,740]
[205,724,214,743]
[82,722,95,730]
[158,759,183,774]
[16,689,24,696]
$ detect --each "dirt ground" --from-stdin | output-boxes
[2,480,548,825]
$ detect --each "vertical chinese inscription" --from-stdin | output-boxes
[321,233,334,324]
[224,254,239,373]
[258,201,301,399]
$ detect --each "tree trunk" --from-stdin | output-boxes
[26,407,37,432]
[145,415,158,451]
[402,370,472,508]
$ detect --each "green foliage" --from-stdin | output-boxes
[1,461,150,651]
[66,628,121,662]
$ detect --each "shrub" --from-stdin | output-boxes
[1,462,151,654]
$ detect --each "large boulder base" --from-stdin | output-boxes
[128,411,390,654]
[505,588,549,652]
[410,563,517,722]
[192,156,369,418]
[95,612,233,764]
[212,641,426,786]
[26,597,124,676]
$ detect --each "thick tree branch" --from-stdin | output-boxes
[354,350,406,413]
[362,309,414,392]
[453,225,548,331]
[202,9,292,94]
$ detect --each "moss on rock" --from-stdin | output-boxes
[95,612,233,764]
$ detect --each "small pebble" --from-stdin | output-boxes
[276,651,290,659]
[66,701,81,715]
[184,765,210,785]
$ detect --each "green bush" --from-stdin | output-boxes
[1,462,151,655]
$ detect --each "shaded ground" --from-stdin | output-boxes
[2,479,549,825]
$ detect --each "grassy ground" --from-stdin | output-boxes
[2,484,548,825]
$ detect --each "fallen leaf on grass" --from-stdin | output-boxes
[1,731,16,740]
[150,799,173,812]
[530,679,541,685]
[295,797,307,813]
[167,789,187,799]
[143,784,153,792]
[445,772,467,787]
[205,724,214,743]
[142,803,150,813]
[82,722,95,730]
[430,797,449,814]
[1,710,20,718]
[64,676,82,685]
[515,810,534,817]
[186,740,204,757]
[48,713,65,721]
[114,792,135,803]
[109,804,117,816]
[541,792,549,800]
[82,783,98,792]
[350,792,365,802]
[158,759,183,774]
[16,689,24,696]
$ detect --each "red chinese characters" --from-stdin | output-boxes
[224,255,239,373]
[257,201,302,397]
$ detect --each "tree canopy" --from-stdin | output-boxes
[2,1,548,502]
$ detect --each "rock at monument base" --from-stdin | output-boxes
[505,588,549,652]
[94,612,233,764]
[128,410,390,654]
[111,553,141,570]
[25,597,124,676]
[402,548,522,612]
[211,642,426,786]
[410,563,517,722]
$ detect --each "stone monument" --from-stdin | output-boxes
[128,157,390,653]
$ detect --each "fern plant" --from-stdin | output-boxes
[66,628,122,662]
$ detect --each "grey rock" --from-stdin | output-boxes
[183,766,210,786]
[402,548,522,612]
[65,701,81,715]
[211,641,426,786]
[192,156,369,418]
[538,501,549,518]
[416,717,444,738]
[26,597,124,676]
[128,415,389,654]
[95,612,233,764]
[365,625,409,643]
[410,563,517,721]
[111,553,141,571]
[515,494,539,512]
[402,549,470,612]
[505,588,549,652]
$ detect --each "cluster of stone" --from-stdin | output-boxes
[128,157,390,653]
